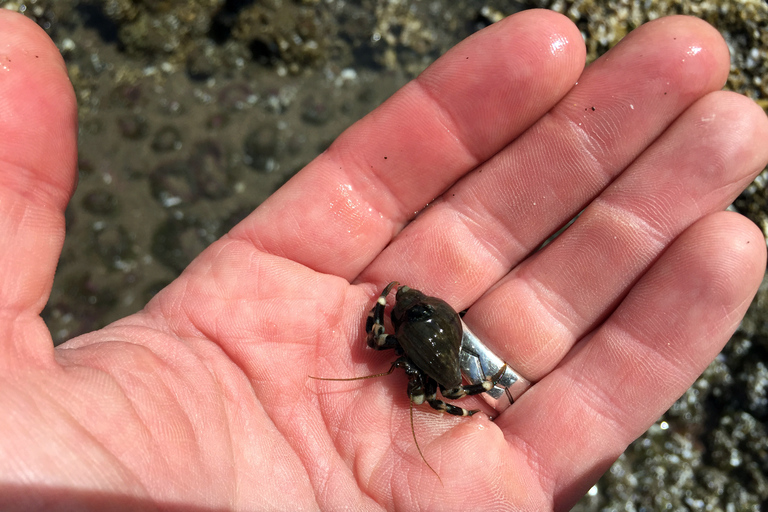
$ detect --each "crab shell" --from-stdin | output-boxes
[390,286,464,389]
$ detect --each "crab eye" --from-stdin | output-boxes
[404,303,432,323]
[395,285,411,298]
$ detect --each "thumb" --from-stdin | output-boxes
[0,10,77,368]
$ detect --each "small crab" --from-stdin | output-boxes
[365,281,505,417]
[312,281,505,479]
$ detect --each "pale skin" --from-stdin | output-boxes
[0,8,766,511]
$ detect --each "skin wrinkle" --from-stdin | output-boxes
[203,368,244,508]
[556,115,615,188]
[205,345,315,507]
[76,336,247,501]
[585,321,692,420]
[0,199,63,312]
[505,125,583,228]
[588,197,668,253]
[440,133,575,279]
[310,346,396,508]
[333,150,412,240]
[451,185,528,270]
[36,365,151,491]
[504,417,555,507]
[416,220,493,303]
[559,366,632,455]
[123,347,206,476]
[366,399,401,504]
[478,284,569,375]
[603,181,693,237]
[412,76,485,167]
[309,339,348,507]
[163,350,226,465]
[345,103,467,225]
[275,402,327,509]
[518,269,585,340]
[577,100,627,155]
[0,158,62,211]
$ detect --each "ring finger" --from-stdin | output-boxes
[467,89,768,382]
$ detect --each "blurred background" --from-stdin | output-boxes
[4,0,766,509]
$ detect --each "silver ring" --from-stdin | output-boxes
[459,319,532,413]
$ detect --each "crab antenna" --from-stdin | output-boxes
[308,363,397,381]
[410,399,443,485]
[308,372,390,381]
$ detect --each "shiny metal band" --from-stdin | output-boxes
[459,319,532,412]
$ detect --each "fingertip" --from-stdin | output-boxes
[690,210,767,302]
[0,9,68,72]
[416,8,586,155]
[485,8,587,66]
[0,9,78,208]
[623,15,731,96]
[630,209,765,343]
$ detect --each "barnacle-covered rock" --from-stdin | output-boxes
[232,0,334,73]
[99,0,226,56]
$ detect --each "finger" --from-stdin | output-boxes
[229,10,585,279]
[358,16,731,302]
[496,211,766,510]
[0,11,77,364]
[468,90,768,380]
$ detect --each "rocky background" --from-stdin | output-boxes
[2,0,766,510]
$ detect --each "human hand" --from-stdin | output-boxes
[1,8,767,511]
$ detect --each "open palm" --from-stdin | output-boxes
[1,9,767,511]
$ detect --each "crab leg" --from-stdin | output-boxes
[366,281,399,350]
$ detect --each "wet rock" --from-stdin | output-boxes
[233,0,332,72]
[743,360,768,417]
[243,124,279,172]
[186,42,218,80]
[190,140,232,199]
[300,95,331,125]
[82,190,119,215]
[709,412,768,506]
[92,222,134,268]
[151,125,183,152]
[217,82,255,111]
[152,217,219,273]
[149,159,197,207]
[206,112,229,130]
[117,113,148,140]
[112,83,143,109]
[99,0,226,57]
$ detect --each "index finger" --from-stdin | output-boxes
[229,10,585,280]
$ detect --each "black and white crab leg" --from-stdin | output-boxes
[366,281,400,350]
[440,364,507,401]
